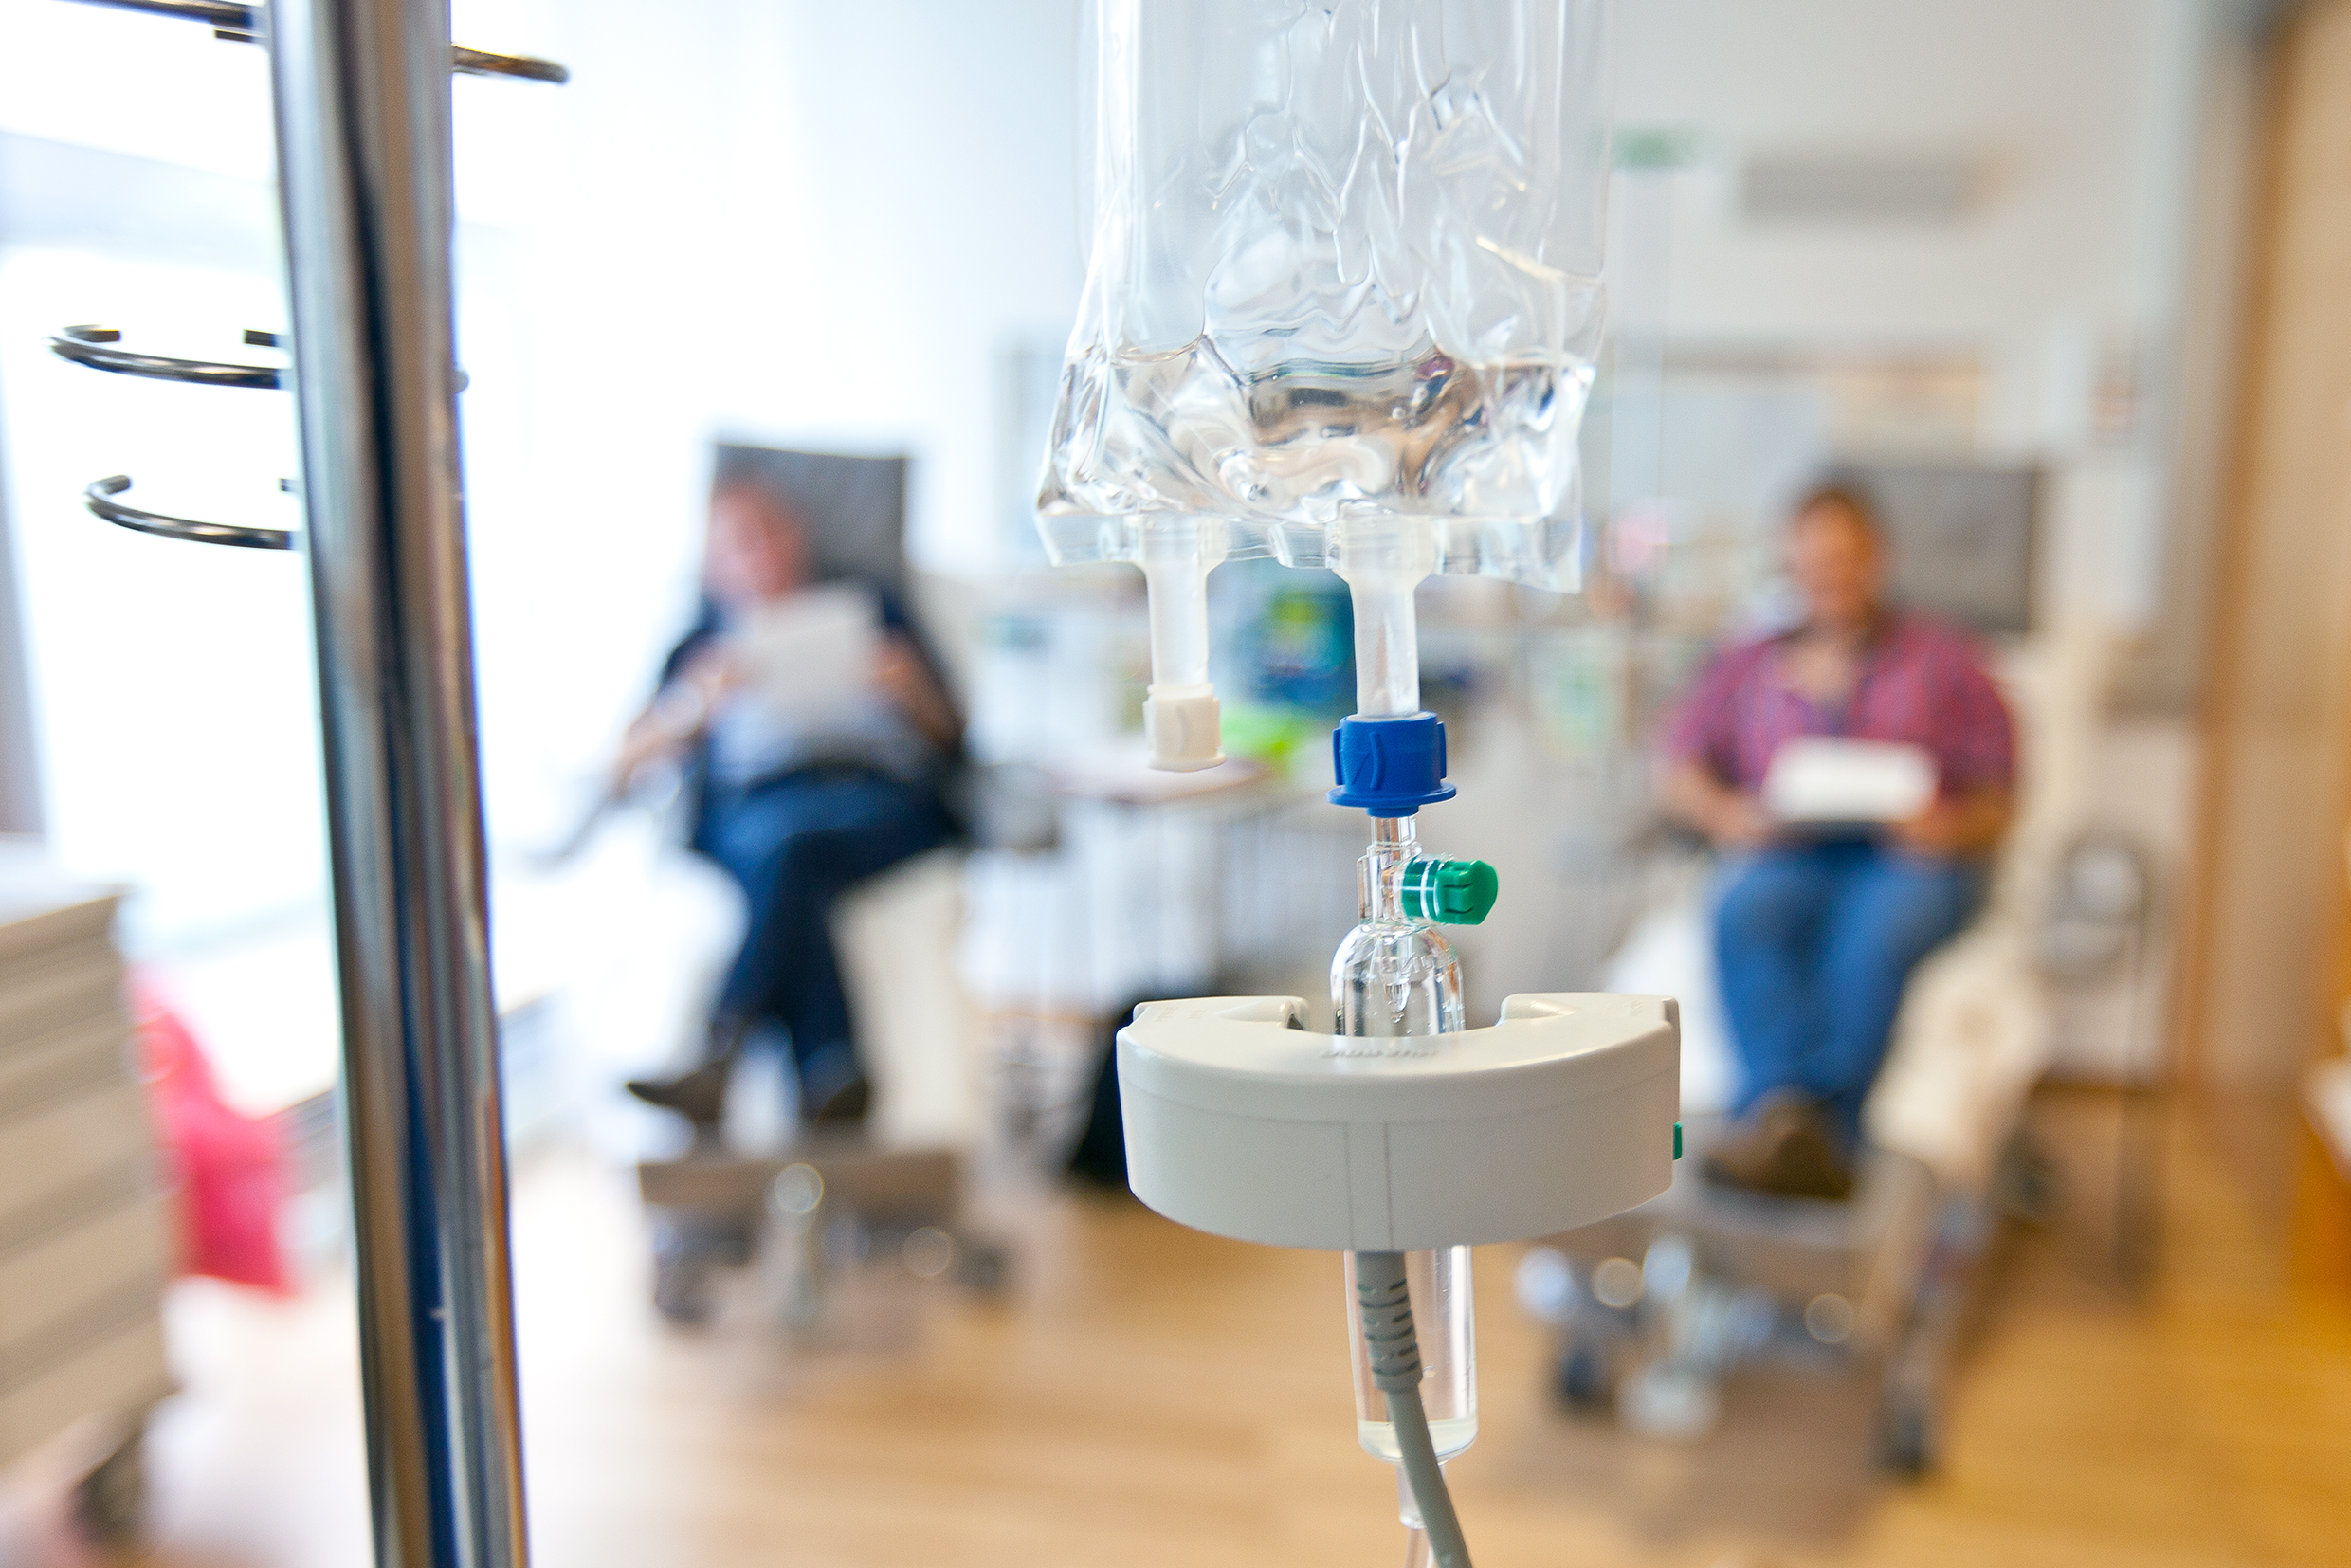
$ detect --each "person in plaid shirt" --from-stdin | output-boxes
[1660,485,2015,1199]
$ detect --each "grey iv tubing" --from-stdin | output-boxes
[1355,1249,1474,1568]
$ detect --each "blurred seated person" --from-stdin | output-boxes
[617,476,960,1130]
[1660,485,2014,1199]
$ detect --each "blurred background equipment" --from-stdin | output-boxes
[1825,463,2040,636]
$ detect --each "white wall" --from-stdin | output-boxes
[1609,0,2230,639]
[448,0,1086,836]
[1618,0,2189,356]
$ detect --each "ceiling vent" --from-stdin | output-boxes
[1740,154,1986,224]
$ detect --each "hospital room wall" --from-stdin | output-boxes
[465,0,1087,550]
[2179,0,2351,1244]
[1611,0,2253,681]
[476,0,2234,667]
[490,0,2235,626]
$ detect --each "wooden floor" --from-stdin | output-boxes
[135,1105,2351,1568]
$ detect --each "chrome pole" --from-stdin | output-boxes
[264,1,530,1564]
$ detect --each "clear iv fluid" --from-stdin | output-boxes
[1348,1246,1478,1465]
[1331,918,1466,1039]
[1043,338,1594,538]
[1038,0,1612,593]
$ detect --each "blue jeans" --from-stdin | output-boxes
[694,769,952,1099]
[1711,841,1983,1147]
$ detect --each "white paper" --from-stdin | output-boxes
[732,583,882,723]
[1762,738,1938,825]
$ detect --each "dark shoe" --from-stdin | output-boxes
[1702,1106,1790,1192]
[626,1016,751,1129]
[1703,1093,1855,1201]
[803,1072,872,1125]
[625,1056,734,1128]
[795,1039,872,1126]
[1769,1107,1856,1201]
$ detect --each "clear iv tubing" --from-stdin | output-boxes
[1336,813,1476,1566]
[1333,519,1437,717]
[1139,516,1222,692]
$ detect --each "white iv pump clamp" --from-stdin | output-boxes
[1121,530,1679,1250]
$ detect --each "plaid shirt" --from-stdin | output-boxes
[1661,612,2015,798]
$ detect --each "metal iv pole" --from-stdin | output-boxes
[266,1,529,1563]
[47,0,549,1559]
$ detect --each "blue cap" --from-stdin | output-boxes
[1328,712,1455,814]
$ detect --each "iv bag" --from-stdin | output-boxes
[1037,0,1613,592]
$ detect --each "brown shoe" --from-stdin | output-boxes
[1703,1104,1789,1192]
[1703,1093,1855,1201]
[804,1073,872,1125]
[1769,1104,1856,1201]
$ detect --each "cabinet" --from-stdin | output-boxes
[0,847,170,1470]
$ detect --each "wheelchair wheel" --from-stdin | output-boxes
[955,1234,1012,1297]
[652,1250,715,1325]
[650,1213,742,1326]
[1995,1130,2066,1227]
[1553,1336,1614,1415]
[71,1422,146,1549]
[1878,1386,1939,1477]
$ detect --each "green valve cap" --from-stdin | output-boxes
[1399,856,1500,925]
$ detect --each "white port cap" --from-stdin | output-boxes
[1143,687,1224,772]
[1117,993,1680,1251]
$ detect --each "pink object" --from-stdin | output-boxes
[134,979,292,1294]
[1661,611,2015,801]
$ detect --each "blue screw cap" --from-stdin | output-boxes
[1328,712,1455,814]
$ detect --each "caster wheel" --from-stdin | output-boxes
[72,1426,145,1548]
[1879,1391,1939,1477]
[1553,1339,1613,1415]
[956,1237,1011,1297]
[705,1217,755,1268]
[650,1215,732,1325]
[653,1253,716,1325]
[1996,1136,2065,1226]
